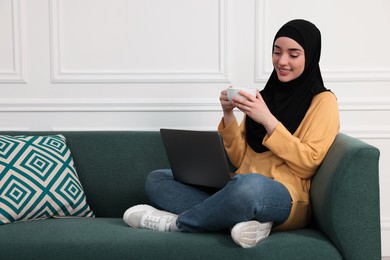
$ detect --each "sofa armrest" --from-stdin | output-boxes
[311,133,381,260]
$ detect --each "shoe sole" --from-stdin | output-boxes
[231,220,272,248]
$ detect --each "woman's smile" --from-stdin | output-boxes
[277,67,292,77]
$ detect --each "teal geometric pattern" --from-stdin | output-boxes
[0,135,94,225]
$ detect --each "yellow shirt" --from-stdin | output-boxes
[218,91,340,230]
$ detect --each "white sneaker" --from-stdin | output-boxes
[231,220,272,248]
[123,204,178,232]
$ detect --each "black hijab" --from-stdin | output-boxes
[246,19,328,153]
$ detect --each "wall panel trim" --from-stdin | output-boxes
[0,0,26,83]
[2,97,390,138]
[383,219,390,230]
[0,98,390,112]
[1,97,389,112]
[0,99,221,112]
[49,0,229,84]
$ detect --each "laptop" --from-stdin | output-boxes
[160,128,233,188]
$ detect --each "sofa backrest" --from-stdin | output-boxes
[0,131,170,218]
[311,133,381,260]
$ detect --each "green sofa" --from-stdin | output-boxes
[0,131,381,259]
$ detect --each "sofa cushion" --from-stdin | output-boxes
[0,135,94,224]
[0,218,342,260]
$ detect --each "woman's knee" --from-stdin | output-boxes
[228,174,266,201]
[233,173,268,191]
[145,169,172,194]
[146,169,172,183]
[231,174,289,204]
[232,174,291,223]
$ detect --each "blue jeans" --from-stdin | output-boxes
[145,169,292,232]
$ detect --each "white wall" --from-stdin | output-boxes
[1,0,389,256]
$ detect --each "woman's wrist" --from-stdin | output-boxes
[223,110,235,127]
[263,115,279,135]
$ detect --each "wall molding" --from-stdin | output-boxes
[382,219,390,258]
[254,0,390,83]
[49,126,216,132]
[383,219,390,230]
[0,127,30,131]
[0,0,26,83]
[338,98,390,111]
[49,0,229,84]
[341,128,390,139]
[0,99,221,112]
[1,97,389,112]
[1,97,390,138]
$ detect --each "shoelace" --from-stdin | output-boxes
[143,215,173,231]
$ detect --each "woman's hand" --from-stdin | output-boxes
[232,91,279,135]
[219,88,236,126]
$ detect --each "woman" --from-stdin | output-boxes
[123,19,339,248]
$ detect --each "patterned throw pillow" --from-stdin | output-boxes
[0,135,94,224]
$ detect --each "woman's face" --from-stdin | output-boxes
[272,37,305,82]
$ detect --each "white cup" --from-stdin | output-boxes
[227,87,257,103]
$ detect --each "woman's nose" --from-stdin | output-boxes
[278,54,288,65]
